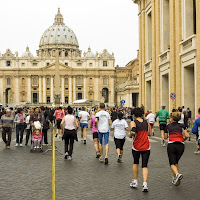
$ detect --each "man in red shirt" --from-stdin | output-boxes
[54,107,64,137]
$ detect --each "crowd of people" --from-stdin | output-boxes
[0,103,200,192]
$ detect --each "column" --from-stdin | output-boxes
[110,76,115,106]
[0,76,4,104]
[15,76,20,105]
[61,76,65,104]
[51,76,54,103]
[43,76,46,103]
[73,76,76,101]
[83,76,87,99]
[69,76,72,104]
[39,76,42,103]
[94,76,99,101]
[27,76,31,103]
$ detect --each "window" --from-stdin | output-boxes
[47,88,50,90]
[103,61,107,67]
[77,63,82,66]
[46,63,49,66]
[146,11,152,61]
[65,63,68,66]
[77,77,82,85]
[47,78,50,85]
[65,78,68,85]
[6,61,10,66]
[103,77,107,85]
[78,88,81,90]
[47,97,50,103]
[89,63,93,67]
[65,88,68,90]
[33,77,38,85]
[33,63,37,66]
[77,93,82,100]
[65,96,69,104]
[21,63,25,67]
[7,78,10,85]
[65,51,68,57]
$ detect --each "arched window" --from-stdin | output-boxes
[65,78,68,85]
[7,78,10,85]
[47,78,50,85]
[102,88,109,103]
[65,51,68,57]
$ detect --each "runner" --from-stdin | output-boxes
[146,110,155,136]
[129,107,152,192]
[95,103,111,164]
[90,109,100,158]
[54,107,64,138]
[111,112,129,163]
[79,107,90,144]
[164,112,189,186]
[110,107,118,122]
[156,105,170,147]
[192,108,200,154]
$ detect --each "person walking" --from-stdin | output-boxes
[111,112,129,163]
[156,105,170,147]
[25,109,33,145]
[164,112,189,186]
[90,109,100,158]
[0,109,14,148]
[95,103,112,164]
[61,106,79,160]
[79,107,90,144]
[54,107,64,138]
[129,107,152,192]
[42,108,50,145]
[146,110,155,136]
[110,107,118,122]
[14,108,26,147]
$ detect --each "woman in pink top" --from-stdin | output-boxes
[195,108,200,119]
[61,106,79,160]
[90,109,100,158]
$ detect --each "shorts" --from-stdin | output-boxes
[167,142,184,165]
[149,123,154,127]
[159,123,166,131]
[132,149,150,168]
[114,137,125,150]
[98,132,109,145]
[56,119,62,129]
[80,123,88,129]
[93,132,98,139]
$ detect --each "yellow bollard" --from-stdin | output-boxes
[52,128,56,200]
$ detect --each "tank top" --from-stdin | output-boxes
[132,119,150,151]
[64,115,75,130]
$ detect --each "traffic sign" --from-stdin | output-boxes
[170,93,176,100]
[121,100,125,104]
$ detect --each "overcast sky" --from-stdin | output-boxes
[0,0,138,67]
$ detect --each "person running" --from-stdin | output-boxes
[146,110,155,136]
[192,116,200,154]
[79,107,90,144]
[61,106,79,160]
[14,108,26,147]
[156,105,170,147]
[0,109,14,149]
[129,107,152,192]
[90,109,100,158]
[110,107,118,122]
[54,107,64,138]
[164,112,189,186]
[95,103,112,164]
[111,112,129,163]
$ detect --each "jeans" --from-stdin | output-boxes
[2,128,12,146]
[25,129,32,145]
[16,124,25,144]
[42,129,48,144]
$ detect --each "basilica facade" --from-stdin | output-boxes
[0,9,116,107]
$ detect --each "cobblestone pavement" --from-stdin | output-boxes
[0,126,199,200]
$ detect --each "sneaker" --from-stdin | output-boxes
[162,142,165,147]
[174,173,183,186]
[19,143,23,147]
[84,140,86,145]
[68,156,72,160]
[64,152,68,159]
[117,155,122,163]
[172,177,180,186]
[99,156,104,163]
[55,133,58,138]
[130,180,138,188]
[142,184,148,192]
[105,157,108,165]
[96,153,101,158]
[194,149,200,154]
[15,143,19,147]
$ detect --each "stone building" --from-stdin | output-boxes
[0,9,116,107]
[133,0,200,117]
[115,53,139,107]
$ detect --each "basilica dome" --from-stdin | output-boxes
[39,8,79,50]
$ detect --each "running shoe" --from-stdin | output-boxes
[174,173,183,186]
[15,143,19,147]
[105,157,108,165]
[172,177,180,186]
[99,156,104,163]
[194,149,200,154]
[117,155,122,163]
[96,153,101,158]
[68,156,72,160]
[64,152,68,159]
[20,143,23,147]
[142,184,148,192]
[130,180,138,188]
[84,140,86,145]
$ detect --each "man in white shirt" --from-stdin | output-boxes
[95,103,112,164]
[79,107,90,144]
[146,110,155,136]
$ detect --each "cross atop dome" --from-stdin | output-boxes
[54,8,65,25]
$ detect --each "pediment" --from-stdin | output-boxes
[42,62,71,70]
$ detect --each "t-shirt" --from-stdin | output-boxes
[156,109,170,124]
[64,115,75,130]
[90,117,98,133]
[111,119,128,139]
[79,111,90,124]
[146,113,155,124]
[145,112,150,118]
[96,110,111,133]
[55,110,64,120]
[196,115,200,119]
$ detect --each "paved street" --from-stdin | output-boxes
[0,126,199,200]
